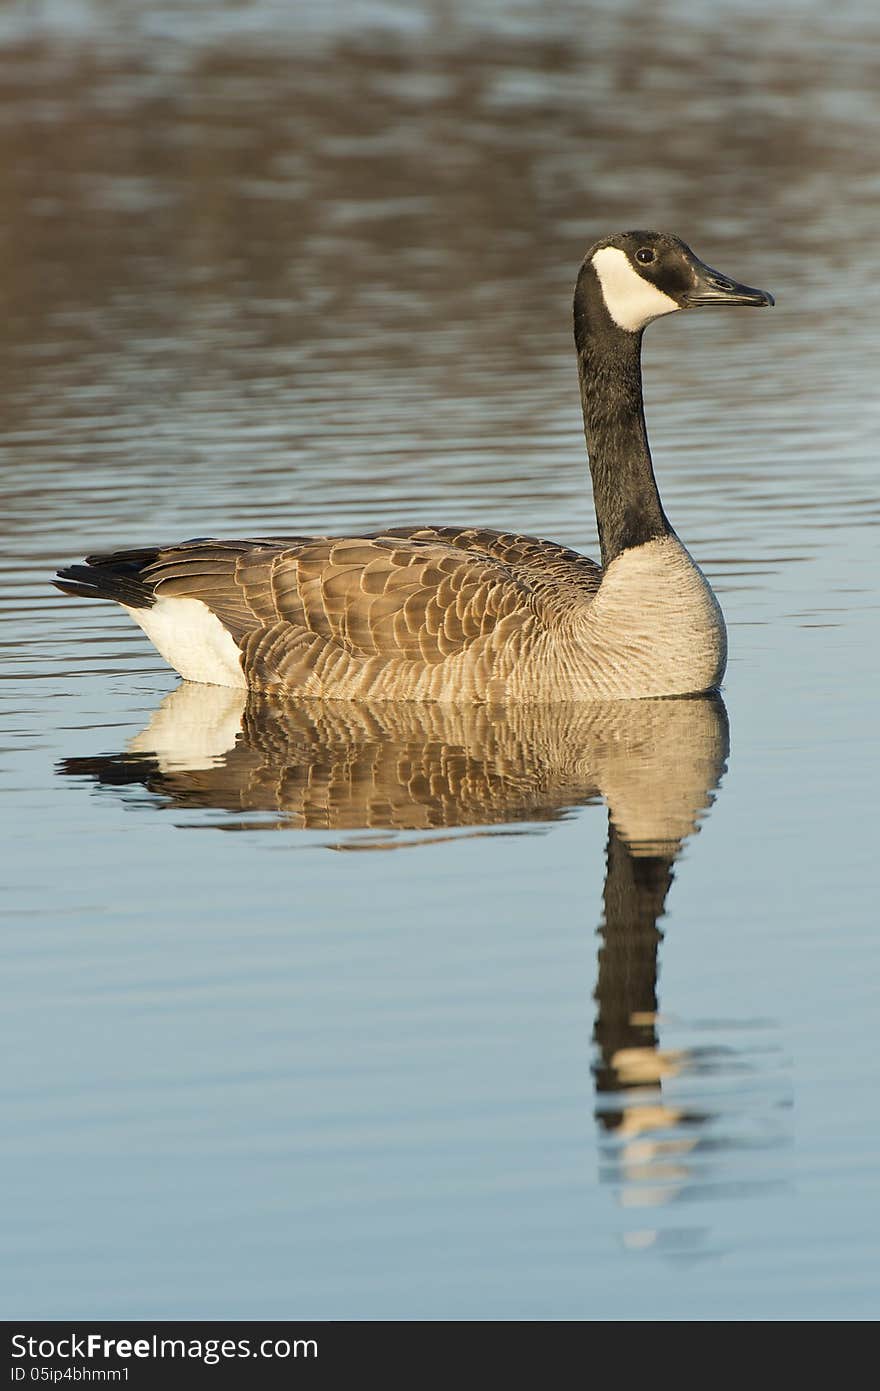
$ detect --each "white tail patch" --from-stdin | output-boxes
[123,596,247,689]
[592,246,679,332]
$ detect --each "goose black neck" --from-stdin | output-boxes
[575,302,670,569]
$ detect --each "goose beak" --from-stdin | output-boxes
[683,257,775,308]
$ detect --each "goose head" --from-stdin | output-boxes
[577,231,774,337]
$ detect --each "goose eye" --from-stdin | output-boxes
[635,248,656,265]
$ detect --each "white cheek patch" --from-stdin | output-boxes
[591,246,680,332]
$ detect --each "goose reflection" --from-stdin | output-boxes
[61,687,776,1232]
[60,683,727,843]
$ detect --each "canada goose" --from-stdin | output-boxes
[54,232,773,701]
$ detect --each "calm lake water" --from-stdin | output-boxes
[2,0,879,1320]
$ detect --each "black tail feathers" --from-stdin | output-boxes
[53,559,156,608]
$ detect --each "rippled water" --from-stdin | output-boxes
[2,0,879,1319]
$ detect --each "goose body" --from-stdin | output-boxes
[54,232,772,702]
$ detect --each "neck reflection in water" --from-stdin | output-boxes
[60,687,782,1245]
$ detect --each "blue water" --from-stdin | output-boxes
[1,0,879,1320]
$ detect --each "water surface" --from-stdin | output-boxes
[2,0,879,1319]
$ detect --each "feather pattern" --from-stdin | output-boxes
[54,526,724,700]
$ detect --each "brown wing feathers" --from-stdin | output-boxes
[263,537,530,666]
[55,528,601,693]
